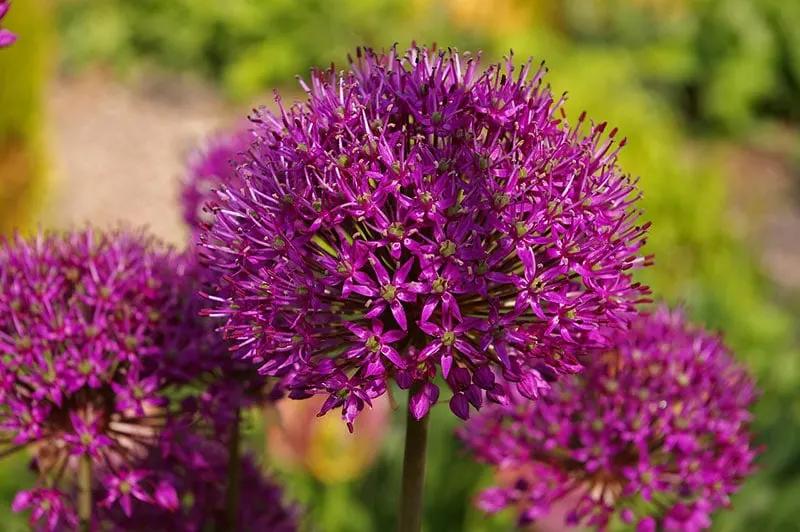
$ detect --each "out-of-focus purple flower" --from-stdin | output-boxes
[100,434,300,531]
[181,128,254,246]
[200,44,652,428]
[0,228,235,530]
[0,2,16,48]
[102,470,152,518]
[460,306,760,531]
[12,489,77,531]
[180,127,287,417]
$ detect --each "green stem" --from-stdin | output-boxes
[397,393,430,532]
[224,409,242,531]
[78,455,92,532]
[261,402,278,475]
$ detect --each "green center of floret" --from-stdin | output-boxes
[439,240,456,257]
[432,277,447,293]
[442,331,456,346]
[78,360,93,375]
[380,285,396,301]
[366,336,382,352]
[387,222,405,238]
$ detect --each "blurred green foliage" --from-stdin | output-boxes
[57,0,479,102]
[554,0,800,134]
[56,0,800,135]
[0,1,794,531]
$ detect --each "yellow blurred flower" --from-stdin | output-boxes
[267,394,391,484]
[411,0,561,37]
[446,0,531,35]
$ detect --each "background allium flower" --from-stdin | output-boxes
[460,306,760,531]
[0,228,234,530]
[181,127,253,245]
[0,1,15,48]
[201,44,651,428]
[180,128,286,417]
[101,433,299,531]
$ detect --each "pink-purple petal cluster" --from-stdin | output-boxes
[0,228,236,530]
[0,1,15,48]
[460,306,759,531]
[200,44,651,428]
[100,434,299,531]
[180,128,290,422]
[181,128,254,246]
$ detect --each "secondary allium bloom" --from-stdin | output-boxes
[201,44,651,428]
[0,1,15,48]
[180,130,292,424]
[181,127,253,245]
[460,306,759,531]
[0,228,233,530]
[102,434,299,531]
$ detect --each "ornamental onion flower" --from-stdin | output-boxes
[200,44,651,428]
[460,306,760,531]
[0,1,15,48]
[101,434,299,531]
[180,128,289,424]
[0,228,234,529]
[181,128,253,246]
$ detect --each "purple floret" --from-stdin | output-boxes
[181,128,254,247]
[100,433,300,531]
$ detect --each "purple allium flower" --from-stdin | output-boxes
[180,128,289,416]
[0,1,16,48]
[0,228,236,530]
[460,306,760,531]
[200,44,651,428]
[101,434,299,531]
[181,128,254,246]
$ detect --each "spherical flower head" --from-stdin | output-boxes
[100,433,300,531]
[0,228,235,529]
[0,1,16,48]
[181,128,254,246]
[202,44,651,429]
[460,305,760,531]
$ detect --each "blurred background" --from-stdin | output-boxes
[1,0,799,530]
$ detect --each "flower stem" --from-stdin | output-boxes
[397,393,430,532]
[224,409,241,531]
[78,455,92,532]
[261,402,277,475]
